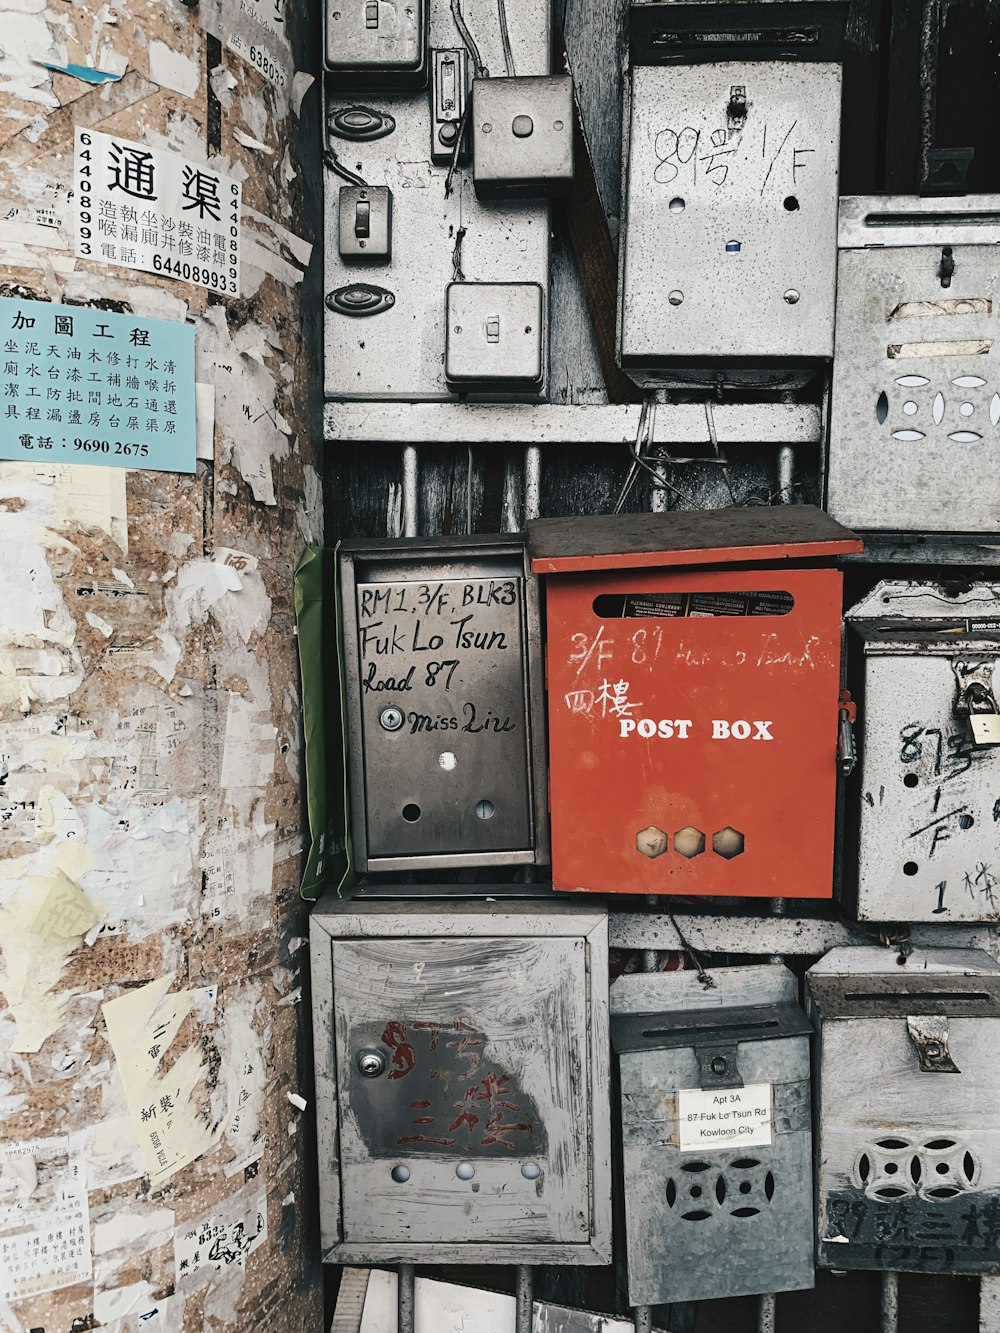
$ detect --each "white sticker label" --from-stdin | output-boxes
[678,1082,773,1152]
[75,129,241,296]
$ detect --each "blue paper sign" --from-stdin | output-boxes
[0,298,196,473]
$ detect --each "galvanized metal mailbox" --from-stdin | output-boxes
[612,964,814,1304]
[808,947,1000,1275]
[827,195,1000,534]
[339,535,548,872]
[618,1,845,386]
[310,896,612,1264]
[845,581,1000,923]
[528,506,862,897]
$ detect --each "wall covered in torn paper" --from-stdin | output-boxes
[0,0,322,1328]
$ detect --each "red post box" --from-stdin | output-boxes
[528,507,862,897]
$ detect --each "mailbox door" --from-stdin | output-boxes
[331,934,593,1248]
[545,564,843,895]
[828,243,1000,532]
[619,1035,813,1304]
[619,61,840,371]
[855,647,1000,921]
[817,1013,1000,1273]
[345,555,539,866]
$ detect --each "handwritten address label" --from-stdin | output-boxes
[678,1082,772,1152]
[358,576,523,738]
[0,298,195,473]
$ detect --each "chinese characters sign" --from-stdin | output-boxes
[75,128,241,297]
[0,1137,92,1302]
[0,298,195,473]
[224,0,290,91]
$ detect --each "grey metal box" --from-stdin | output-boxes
[845,581,1000,923]
[339,535,548,872]
[612,965,814,1304]
[472,76,574,200]
[325,0,427,84]
[808,947,1000,1275]
[445,282,544,392]
[338,185,392,262]
[617,60,840,386]
[310,897,612,1264]
[827,196,1000,534]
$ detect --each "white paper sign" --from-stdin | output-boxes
[678,1082,772,1152]
[75,129,241,297]
[174,1187,267,1286]
[0,1136,92,1301]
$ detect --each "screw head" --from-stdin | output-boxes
[783,288,800,304]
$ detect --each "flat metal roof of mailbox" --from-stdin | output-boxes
[527,504,862,574]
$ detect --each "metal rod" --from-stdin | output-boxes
[757,1291,777,1333]
[634,1306,653,1333]
[776,444,795,505]
[880,1270,900,1333]
[398,1263,416,1333]
[402,445,418,537]
[918,0,940,186]
[524,444,542,524]
[516,1265,533,1333]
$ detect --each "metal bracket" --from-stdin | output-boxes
[906,1015,960,1073]
[694,1041,744,1090]
[838,689,857,777]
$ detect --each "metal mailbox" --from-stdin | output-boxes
[617,1,845,386]
[808,947,1000,1275]
[339,535,548,872]
[845,581,1000,923]
[310,896,612,1264]
[528,505,862,896]
[612,964,814,1304]
[827,196,1000,534]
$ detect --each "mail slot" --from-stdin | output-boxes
[827,195,1000,533]
[310,896,612,1264]
[807,947,1000,1275]
[528,505,862,896]
[339,535,548,872]
[618,1,845,386]
[844,581,1000,922]
[612,964,814,1304]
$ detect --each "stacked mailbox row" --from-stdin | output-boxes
[324,0,1000,541]
[340,509,1000,923]
[311,906,1000,1302]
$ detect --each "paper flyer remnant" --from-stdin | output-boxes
[102,974,224,1186]
[201,0,292,94]
[0,1136,92,1301]
[74,128,241,297]
[0,298,196,474]
[174,1186,267,1287]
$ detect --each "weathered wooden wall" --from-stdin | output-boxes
[0,2,324,1330]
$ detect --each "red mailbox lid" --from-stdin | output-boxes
[527,505,862,574]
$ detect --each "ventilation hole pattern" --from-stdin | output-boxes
[853,1136,980,1201]
[666,1159,776,1222]
[875,378,1000,440]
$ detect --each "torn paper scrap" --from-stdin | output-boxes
[0,1136,92,1302]
[102,974,224,1186]
[174,1184,267,1289]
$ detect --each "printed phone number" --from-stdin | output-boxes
[152,254,238,293]
[249,44,286,86]
[14,436,150,458]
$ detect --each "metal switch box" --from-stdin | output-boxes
[325,0,428,86]
[845,581,1000,923]
[808,947,1000,1275]
[310,897,612,1264]
[618,61,841,385]
[338,185,392,262]
[339,535,548,872]
[446,282,544,393]
[528,505,862,896]
[613,964,814,1304]
[472,75,574,199]
[432,49,470,164]
[827,195,1000,534]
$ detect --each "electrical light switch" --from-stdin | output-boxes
[338,185,392,262]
